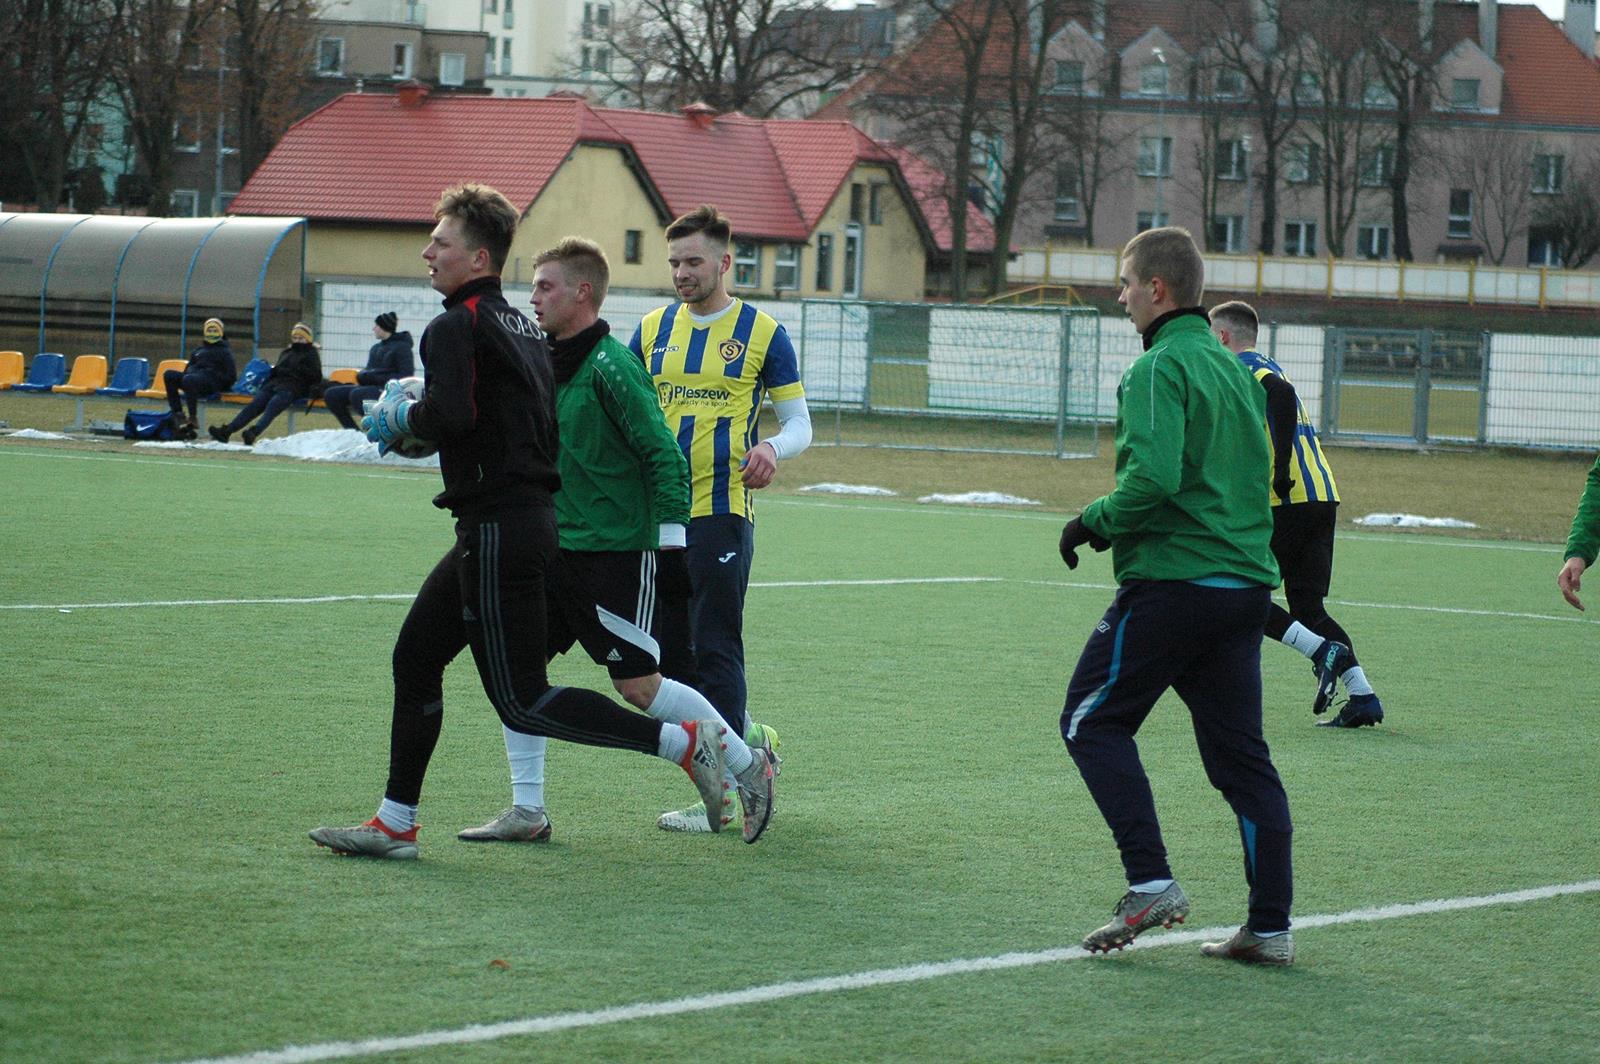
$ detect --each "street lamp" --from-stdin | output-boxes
[1241,132,1253,254]
[212,42,234,216]
[1153,46,1168,222]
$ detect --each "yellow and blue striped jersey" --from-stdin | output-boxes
[630,299,805,520]
[1237,350,1340,506]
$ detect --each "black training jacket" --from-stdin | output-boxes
[409,275,560,518]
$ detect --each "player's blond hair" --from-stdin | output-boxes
[1122,226,1205,307]
[533,237,610,309]
[434,184,519,273]
[1209,300,1259,347]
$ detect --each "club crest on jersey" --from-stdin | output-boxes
[718,338,745,363]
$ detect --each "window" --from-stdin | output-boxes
[503,0,514,29]
[1533,153,1564,194]
[1053,169,1080,222]
[1211,214,1245,253]
[500,38,512,75]
[583,1,610,37]
[622,229,641,264]
[174,113,201,153]
[1528,227,1561,267]
[1283,220,1317,256]
[1363,80,1397,107]
[733,241,761,288]
[170,189,200,217]
[486,40,495,70]
[1450,78,1480,110]
[1356,224,1391,260]
[849,182,865,223]
[774,244,800,290]
[1284,141,1320,184]
[1293,70,1321,104]
[1136,210,1170,232]
[1216,138,1245,180]
[868,184,884,225]
[316,37,345,75]
[1360,144,1394,187]
[842,224,861,297]
[392,43,413,78]
[439,52,466,86]
[484,0,496,12]
[1140,61,1169,96]
[1214,67,1245,99]
[1137,136,1172,177]
[1054,59,1084,93]
[581,45,609,73]
[1447,188,1473,239]
[815,233,834,291]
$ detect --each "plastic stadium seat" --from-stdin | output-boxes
[96,357,151,397]
[53,355,109,395]
[11,353,67,392]
[219,358,273,403]
[0,351,23,389]
[307,367,360,410]
[135,359,187,399]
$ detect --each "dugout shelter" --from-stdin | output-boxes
[0,212,306,366]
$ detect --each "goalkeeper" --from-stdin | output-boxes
[309,185,743,860]
[457,236,775,845]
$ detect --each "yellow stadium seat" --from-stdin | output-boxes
[135,359,187,399]
[0,351,23,389]
[52,355,108,395]
[308,367,361,410]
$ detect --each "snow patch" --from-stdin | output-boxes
[135,429,439,467]
[799,482,898,496]
[917,491,1042,507]
[5,429,73,440]
[1353,512,1478,529]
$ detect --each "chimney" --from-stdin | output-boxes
[1564,0,1597,59]
[1479,0,1497,59]
[396,79,430,108]
[1091,0,1105,40]
[681,101,717,128]
[1253,0,1278,52]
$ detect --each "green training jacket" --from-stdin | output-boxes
[1564,452,1600,565]
[555,332,690,552]
[1081,310,1280,587]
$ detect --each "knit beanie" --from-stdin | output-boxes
[203,318,225,342]
[290,322,314,345]
[375,311,398,334]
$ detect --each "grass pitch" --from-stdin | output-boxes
[2,435,1597,1063]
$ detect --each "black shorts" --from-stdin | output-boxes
[546,548,696,681]
[1269,501,1338,598]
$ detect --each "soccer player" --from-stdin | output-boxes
[308,185,728,860]
[1209,300,1385,729]
[629,204,810,833]
[1058,227,1296,966]
[459,236,776,845]
[1557,452,1600,610]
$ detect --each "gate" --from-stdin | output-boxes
[1324,327,1489,445]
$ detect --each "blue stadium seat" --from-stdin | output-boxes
[10,353,67,392]
[96,357,152,397]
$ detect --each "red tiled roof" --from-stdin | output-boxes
[1484,4,1600,125]
[229,94,628,222]
[880,142,997,254]
[763,119,895,230]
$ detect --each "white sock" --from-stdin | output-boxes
[658,723,690,764]
[502,726,547,809]
[1281,622,1324,658]
[646,679,752,774]
[1129,878,1174,894]
[376,798,416,833]
[1341,665,1375,697]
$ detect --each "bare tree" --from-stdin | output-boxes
[1445,127,1541,265]
[1191,0,1309,255]
[1040,51,1123,248]
[1301,7,1383,258]
[1533,153,1600,269]
[228,0,316,184]
[598,0,885,117]
[1363,0,1445,261]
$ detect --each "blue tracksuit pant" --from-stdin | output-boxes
[685,513,755,735]
[1062,579,1293,933]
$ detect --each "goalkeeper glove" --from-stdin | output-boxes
[362,380,414,451]
[1058,516,1110,570]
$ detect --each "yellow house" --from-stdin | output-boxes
[229,88,970,302]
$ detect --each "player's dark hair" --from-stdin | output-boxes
[533,237,611,308]
[1209,300,1259,347]
[434,184,519,272]
[1122,226,1205,307]
[666,204,732,247]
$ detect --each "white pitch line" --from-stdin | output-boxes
[751,576,1000,589]
[166,879,1600,1064]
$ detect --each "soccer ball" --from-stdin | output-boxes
[367,376,437,460]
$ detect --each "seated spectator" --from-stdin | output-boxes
[166,318,237,440]
[208,322,323,446]
[324,312,415,430]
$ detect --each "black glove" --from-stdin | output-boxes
[1273,472,1295,502]
[657,548,694,600]
[1058,517,1110,570]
